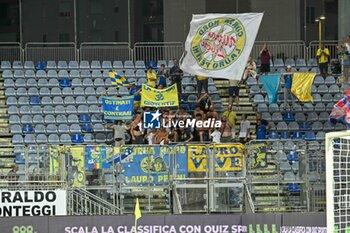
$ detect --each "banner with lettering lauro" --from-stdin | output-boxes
[0,213,326,233]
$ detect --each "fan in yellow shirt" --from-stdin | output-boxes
[146,67,157,88]
[316,44,330,78]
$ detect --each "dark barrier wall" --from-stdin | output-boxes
[0,213,326,233]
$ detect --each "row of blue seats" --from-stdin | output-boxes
[254,58,329,68]
[257,102,339,113]
[9,114,95,124]
[1,60,174,70]
[246,75,339,87]
[262,112,330,123]
[2,69,156,79]
[269,121,344,131]
[266,131,325,140]
[12,133,111,144]
[11,123,109,134]
[253,94,340,106]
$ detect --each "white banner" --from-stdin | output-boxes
[180,13,263,80]
[0,190,66,217]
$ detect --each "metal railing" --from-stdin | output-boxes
[67,188,120,215]
[251,40,306,60]
[79,42,131,62]
[25,42,77,62]
[133,42,184,62]
[0,42,23,62]
[0,40,343,63]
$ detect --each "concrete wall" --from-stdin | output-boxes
[163,0,206,43]
[338,0,350,41]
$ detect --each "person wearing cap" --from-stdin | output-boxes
[146,66,157,88]
[282,65,295,109]
[157,64,169,88]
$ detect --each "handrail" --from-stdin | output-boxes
[244,184,255,213]
[71,188,120,211]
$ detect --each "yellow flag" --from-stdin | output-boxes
[291,72,316,102]
[134,198,142,221]
[140,84,179,107]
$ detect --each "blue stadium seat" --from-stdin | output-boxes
[45,115,56,124]
[16,87,27,96]
[46,124,58,133]
[78,105,89,114]
[273,58,284,67]
[66,105,77,114]
[58,124,70,133]
[287,151,298,161]
[81,123,93,133]
[70,70,80,78]
[34,124,46,134]
[14,70,24,78]
[295,59,306,67]
[318,112,329,121]
[47,61,57,69]
[268,132,279,139]
[70,124,81,133]
[21,115,32,124]
[280,132,291,139]
[60,79,71,88]
[81,70,91,78]
[8,106,19,115]
[56,114,67,124]
[89,105,100,113]
[312,122,323,131]
[79,114,91,123]
[329,84,339,94]
[71,134,84,143]
[69,61,79,69]
[94,78,105,87]
[304,131,316,140]
[5,88,16,96]
[54,105,66,114]
[18,97,29,105]
[288,183,300,193]
[4,79,14,88]
[92,70,102,78]
[283,112,295,122]
[288,122,299,131]
[307,112,318,121]
[33,115,44,124]
[299,122,311,131]
[58,70,69,78]
[47,70,58,78]
[293,132,303,139]
[22,124,34,134]
[2,70,13,79]
[308,59,317,67]
[76,96,86,105]
[135,60,145,69]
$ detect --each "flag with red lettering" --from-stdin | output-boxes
[180,13,263,80]
[330,89,350,128]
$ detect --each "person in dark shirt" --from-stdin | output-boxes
[256,114,271,140]
[129,82,141,111]
[178,128,193,143]
[283,65,295,109]
[197,93,212,114]
[169,58,183,100]
[259,44,272,74]
[157,64,169,88]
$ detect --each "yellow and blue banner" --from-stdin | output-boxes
[102,96,134,120]
[70,146,85,188]
[140,84,179,107]
[260,74,280,104]
[291,72,316,102]
[109,70,130,87]
[188,144,244,172]
[121,145,188,185]
[85,146,113,169]
[49,146,62,177]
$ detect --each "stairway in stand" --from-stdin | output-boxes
[0,72,15,177]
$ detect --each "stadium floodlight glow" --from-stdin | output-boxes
[315,18,320,22]
[320,15,326,20]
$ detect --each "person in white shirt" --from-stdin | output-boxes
[211,128,221,143]
[147,129,156,145]
[239,114,250,143]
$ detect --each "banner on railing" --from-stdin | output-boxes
[70,147,85,188]
[122,145,188,185]
[85,146,113,169]
[49,146,62,177]
[188,144,244,172]
[102,96,134,120]
[247,142,267,169]
[140,84,179,107]
[0,190,66,217]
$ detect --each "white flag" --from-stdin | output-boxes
[180,13,263,80]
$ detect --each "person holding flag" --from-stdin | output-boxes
[170,58,183,100]
[282,65,295,110]
[129,82,142,111]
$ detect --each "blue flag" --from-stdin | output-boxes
[102,96,134,120]
[260,74,280,104]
